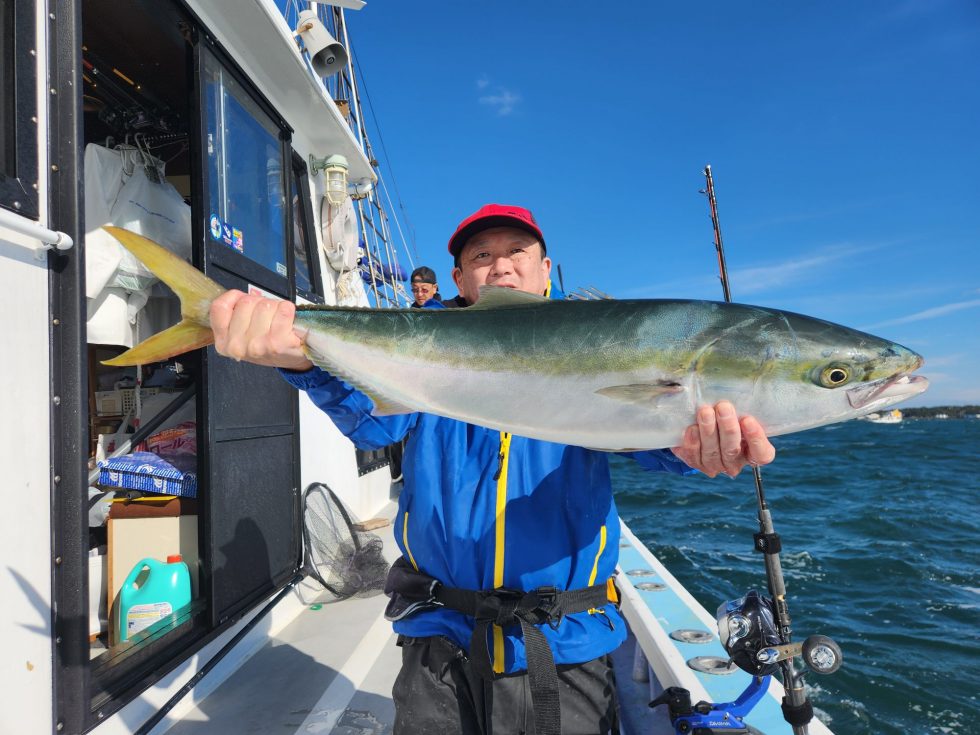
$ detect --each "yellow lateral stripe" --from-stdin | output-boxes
[492,432,512,674]
[588,525,607,587]
[402,512,419,571]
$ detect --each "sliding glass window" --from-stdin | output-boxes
[203,50,288,291]
[0,0,38,218]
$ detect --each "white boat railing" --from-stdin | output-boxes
[0,207,74,256]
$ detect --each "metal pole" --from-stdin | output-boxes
[701,165,809,734]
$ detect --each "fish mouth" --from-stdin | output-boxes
[846,373,929,411]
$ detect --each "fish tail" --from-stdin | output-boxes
[101,226,226,366]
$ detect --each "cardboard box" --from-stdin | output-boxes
[95,390,123,416]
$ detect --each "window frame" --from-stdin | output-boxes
[198,38,294,298]
[0,0,39,218]
[289,151,324,304]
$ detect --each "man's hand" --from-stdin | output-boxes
[210,290,314,371]
[672,400,776,478]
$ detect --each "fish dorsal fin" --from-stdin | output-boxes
[596,382,685,405]
[470,285,550,309]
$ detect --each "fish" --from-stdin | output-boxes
[101,226,929,451]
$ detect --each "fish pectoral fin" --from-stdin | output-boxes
[595,382,685,405]
[471,285,550,309]
[367,393,414,416]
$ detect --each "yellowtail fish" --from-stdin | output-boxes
[102,226,928,450]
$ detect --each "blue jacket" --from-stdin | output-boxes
[279,293,693,673]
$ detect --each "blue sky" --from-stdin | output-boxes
[349,1,979,406]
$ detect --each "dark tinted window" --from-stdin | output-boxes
[203,52,287,277]
[0,0,37,217]
[291,156,322,300]
[0,1,14,176]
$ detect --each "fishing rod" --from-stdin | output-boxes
[709,166,840,732]
[652,168,843,734]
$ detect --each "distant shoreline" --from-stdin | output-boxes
[899,405,980,419]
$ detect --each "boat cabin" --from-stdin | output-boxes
[1,1,398,732]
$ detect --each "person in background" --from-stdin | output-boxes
[409,266,441,308]
[208,203,776,735]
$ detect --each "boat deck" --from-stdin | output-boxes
[160,502,677,735]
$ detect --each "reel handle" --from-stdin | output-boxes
[802,634,843,674]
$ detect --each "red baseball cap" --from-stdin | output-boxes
[447,203,546,257]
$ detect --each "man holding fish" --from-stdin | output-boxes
[208,204,777,735]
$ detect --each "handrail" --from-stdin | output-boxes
[0,206,74,253]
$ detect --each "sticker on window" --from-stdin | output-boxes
[247,283,280,300]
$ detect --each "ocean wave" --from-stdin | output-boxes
[612,418,980,735]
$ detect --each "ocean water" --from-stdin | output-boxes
[612,417,980,735]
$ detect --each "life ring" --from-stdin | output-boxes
[320,195,359,272]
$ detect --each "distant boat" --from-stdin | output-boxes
[935,413,949,419]
[863,409,903,424]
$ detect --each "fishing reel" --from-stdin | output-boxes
[651,591,842,734]
[717,590,842,677]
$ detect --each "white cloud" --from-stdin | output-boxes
[623,242,881,298]
[863,299,980,329]
[730,250,854,295]
[919,353,965,369]
[476,75,520,116]
[479,89,521,116]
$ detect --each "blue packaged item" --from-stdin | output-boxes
[98,451,197,498]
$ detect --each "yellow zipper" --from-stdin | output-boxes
[492,431,512,674]
[588,525,607,587]
[587,525,608,614]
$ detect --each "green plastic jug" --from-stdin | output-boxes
[118,555,191,642]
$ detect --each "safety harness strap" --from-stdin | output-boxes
[434,582,611,735]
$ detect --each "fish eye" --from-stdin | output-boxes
[819,365,851,388]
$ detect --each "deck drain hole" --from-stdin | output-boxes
[687,656,737,675]
[670,629,713,644]
[626,568,656,576]
[634,582,666,591]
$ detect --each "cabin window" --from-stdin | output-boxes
[0,1,14,174]
[0,0,38,218]
[203,51,288,285]
[291,152,323,302]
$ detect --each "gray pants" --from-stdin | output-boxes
[392,635,619,735]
